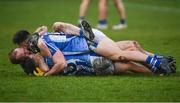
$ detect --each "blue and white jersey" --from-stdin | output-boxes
[42,32,90,55]
[42,32,91,68]
[44,57,92,69]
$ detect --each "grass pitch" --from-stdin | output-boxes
[0,0,180,102]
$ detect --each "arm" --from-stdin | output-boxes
[52,22,80,36]
[44,50,67,76]
[34,26,48,36]
[32,51,67,76]
[37,38,67,76]
[33,53,49,72]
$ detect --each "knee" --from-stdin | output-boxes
[128,41,139,51]
[118,56,128,62]
[133,40,142,49]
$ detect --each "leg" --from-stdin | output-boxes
[96,38,176,75]
[115,40,175,63]
[53,21,95,41]
[81,20,149,62]
[113,0,126,21]
[98,0,107,22]
[112,0,127,30]
[116,40,154,56]
[96,0,108,29]
[96,38,148,62]
[114,61,151,74]
[92,56,151,75]
[79,0,91,21]
[81,20,176,75]
[53,22,80,35]
[116,40,157,70]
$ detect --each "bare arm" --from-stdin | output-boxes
[37,38,67,76]
[44,50,67,76]
[34,26,48,36]
[33,53,49,72]
[52,22,80,35]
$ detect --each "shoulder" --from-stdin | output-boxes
[37,38,48,52]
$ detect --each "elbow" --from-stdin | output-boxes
[52,22,64,32]
[52,22,59,29]
[57,61,67,70]
[61,61,67,69]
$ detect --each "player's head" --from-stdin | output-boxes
[8,48,36,75]
[8,48,43,76]
[8,48,32,64]
[13,30,30,47]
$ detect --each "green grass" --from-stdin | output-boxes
[0,0,180,102]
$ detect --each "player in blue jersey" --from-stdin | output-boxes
[10,30,94,76]
[9,47,152,76]
[52,20,176,75]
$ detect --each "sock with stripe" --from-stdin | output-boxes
[98,19,107,25]
[146,56,161,71]
[153,54,164,59]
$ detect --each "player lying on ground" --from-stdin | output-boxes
[9,47,151,76]
[52,20,176,75]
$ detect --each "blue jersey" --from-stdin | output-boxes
[42,32,91,68]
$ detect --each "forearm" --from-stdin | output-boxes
[44,62,66,76]
[33,53,49,72]
[38,58,49,72]
[53,22,80,35]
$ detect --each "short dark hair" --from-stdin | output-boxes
[13,30,30,45]
[20,57,36,75]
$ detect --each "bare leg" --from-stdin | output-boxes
[116,40,155,57]
[113,0,126,20]
[52,22,80,35]
[98,0,107,21]
[114,61,151,74]
[79,0,91,19]
[96,38,148,62]
[112,0,127,29]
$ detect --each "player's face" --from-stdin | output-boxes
[14,48,31,59]
[19,41,28,48]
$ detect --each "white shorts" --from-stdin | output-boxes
[92,28,107,43]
